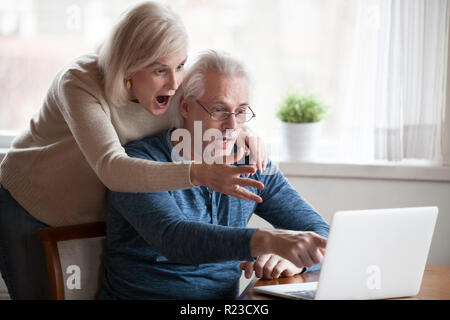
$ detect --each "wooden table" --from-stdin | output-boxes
[243,265,450,300]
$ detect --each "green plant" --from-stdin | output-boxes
[276,90,328,123]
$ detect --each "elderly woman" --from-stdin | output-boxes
[0,1,266,299]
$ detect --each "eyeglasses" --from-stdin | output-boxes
[192,98,256,123]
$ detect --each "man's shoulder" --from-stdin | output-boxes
[124,131,171,162]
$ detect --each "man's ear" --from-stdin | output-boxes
[179,96,189,119]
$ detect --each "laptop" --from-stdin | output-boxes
[253,206,438,300]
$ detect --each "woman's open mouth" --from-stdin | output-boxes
[155,95,170,109]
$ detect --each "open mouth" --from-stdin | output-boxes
[155,96,170,109]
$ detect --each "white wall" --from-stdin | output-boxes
[248,165,450,266]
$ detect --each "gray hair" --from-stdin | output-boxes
[98,1,188,106]
[169,50,252,127]
[181,50,252,99]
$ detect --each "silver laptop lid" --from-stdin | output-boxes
[315,206,438,300]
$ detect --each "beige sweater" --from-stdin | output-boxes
[0,54,194,227]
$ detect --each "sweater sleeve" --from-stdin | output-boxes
[54,70,194,193]
[109,189,257,264]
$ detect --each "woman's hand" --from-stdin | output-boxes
[245,135,268,173]
[237,128,268,173]
[190,147,264,203]
[240,254,304,280]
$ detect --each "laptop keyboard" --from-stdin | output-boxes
[286,290,316,299]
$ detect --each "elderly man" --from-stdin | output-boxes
[99,50,329,300]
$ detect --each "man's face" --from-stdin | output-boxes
[180,71,249,158]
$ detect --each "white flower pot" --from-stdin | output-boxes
[281,121,322,161]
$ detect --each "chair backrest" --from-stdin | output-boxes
[36,222,106,300]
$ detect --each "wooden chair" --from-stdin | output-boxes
[36,222,106,300]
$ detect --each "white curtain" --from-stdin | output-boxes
[339,0,450,163]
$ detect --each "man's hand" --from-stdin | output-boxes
[240,254,304,279]
[250,229,327,269]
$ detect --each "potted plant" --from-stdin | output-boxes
[276,90,328,161]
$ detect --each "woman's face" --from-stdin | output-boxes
[130,49,187,116]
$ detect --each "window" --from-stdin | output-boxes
[337,0,450,164]
[0,0,117,134]
[1,0,448,165]
[0,0,358,145]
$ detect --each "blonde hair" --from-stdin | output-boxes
[98,1,188,106]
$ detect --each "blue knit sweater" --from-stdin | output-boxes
[99,129,329,300]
